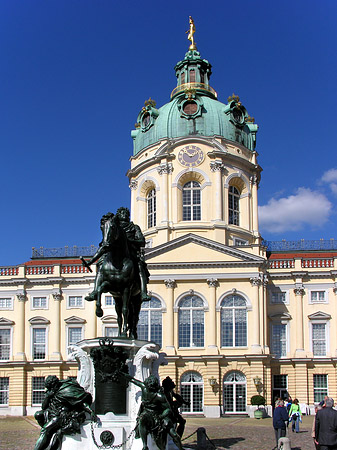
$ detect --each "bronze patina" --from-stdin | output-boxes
[83,207,150,338]
[34,375,98,450]
[119,373,184,450]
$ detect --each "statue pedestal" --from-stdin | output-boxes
[65,337,169,450]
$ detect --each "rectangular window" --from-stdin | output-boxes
[105,296,114,307]
[68,327,83,347]
[189,69,195,82]
[104,327,118,337]
[273,374,287,389]
[271,292,287,304]
[0,377,9,405]
[0,298,12,310]
[312,323,327,356]
[271,324,287,358]
[33,328,46,360]
[32,377,45,405]
[68,296,83,308]
[0,329,10,360]
[32,297,47,309]
[311,291,326,303]
[314,374,328,403]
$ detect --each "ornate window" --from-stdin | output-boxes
[182,181,201,221]
[271,324,287,358]
[0,377,9,405]
[228,186,240,225]
[180,371,203,413]
[65,316,85,354]
[178,295,204,348]
[223,371,246,413]
[0,328,10,360]
[137,297,162,347]
[147,189,156,228]
[104,327,118,337]
[312,323,327,356]
[220,295,247,347]
[32,328,46,360]
[32,377,45,406]
[314,374,328,403]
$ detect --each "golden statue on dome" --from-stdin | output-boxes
[186,16,197,50]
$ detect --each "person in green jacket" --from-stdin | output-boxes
[289,398,302,433]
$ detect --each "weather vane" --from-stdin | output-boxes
[186,16,197,50]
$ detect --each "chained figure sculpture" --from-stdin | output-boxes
[34,375,97,450]
[118,373,184,450]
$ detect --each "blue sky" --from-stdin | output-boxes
[1,0,337,265]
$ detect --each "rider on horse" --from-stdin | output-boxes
[85,208,151,303]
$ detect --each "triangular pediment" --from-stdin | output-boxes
[0,317,15,326]
[64,316,86,324]
[308,311,331,321]
[145,233,265,267]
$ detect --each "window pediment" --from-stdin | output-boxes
[0,317,15,326]
[64,316,86,324]
[29,316,50,325]
[308,311,331,321]
[269,312,292,320]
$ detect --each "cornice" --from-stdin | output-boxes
[145,233,265,263]
[0,278,27,287]
[148,261,265,271]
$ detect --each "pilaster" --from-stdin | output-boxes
[164,279,176,355]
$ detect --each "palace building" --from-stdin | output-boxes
[1,30,337,418]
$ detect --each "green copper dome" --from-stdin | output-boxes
[131,49,258,155]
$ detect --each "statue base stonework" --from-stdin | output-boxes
[66,337,170,450]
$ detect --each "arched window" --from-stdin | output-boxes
[137,297,162,347]
[178,294,204,348]
[182,181,201,221]
[223,371,246,413]
[180,371,203,413]
[228,186,240,225]
[147,189,156,228]
[220,294,247,347]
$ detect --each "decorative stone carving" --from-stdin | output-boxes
[52,292,62,301]
[157,163,173,175]
[129,180,138,190]
[250,276,262,287]
[16,292,27,302]
[250,174,259,185]
[164,279,176,289]
[210,161,225,172]
[294,285,305,296]
[207,278,219,288]
[188,289,194,295]
[67,345,94,398]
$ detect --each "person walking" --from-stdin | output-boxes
[289,398,302,433]
[273,399,289,449]
[315,397,337,450]
[312,405,323,450]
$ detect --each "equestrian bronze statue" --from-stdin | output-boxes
[82,207,150,339]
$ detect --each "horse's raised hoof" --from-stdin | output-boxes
[85,292,97,302]
[96,307,103,318]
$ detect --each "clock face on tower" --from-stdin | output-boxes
[178,145,204,167]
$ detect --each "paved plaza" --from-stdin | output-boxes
[0,415,316,450]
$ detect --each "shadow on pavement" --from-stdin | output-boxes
[183,436,245,449]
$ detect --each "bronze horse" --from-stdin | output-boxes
[84,213,142,339]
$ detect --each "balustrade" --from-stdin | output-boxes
[61,265,90,274]
[269,259,295,269]
[26,266,54,275]
[301,259,334,268]
[0,266,19,276]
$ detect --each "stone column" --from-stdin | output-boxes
[129,180,138,223]
[210,161,224,222]
[164,279,176,355]
[250,175,259,235]
[15,292,27,361]
[207,278,218,350]
[157,163,172,225]
[250,276,262,353]
[294,284,306,356]
[51,292,62,360]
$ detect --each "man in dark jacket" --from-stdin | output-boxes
[315,397,337,449]
[273,399,289,449]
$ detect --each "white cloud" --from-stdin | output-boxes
[320,169,337,195]
[259,187,332,233]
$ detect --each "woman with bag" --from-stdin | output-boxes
[289,398,302,433]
